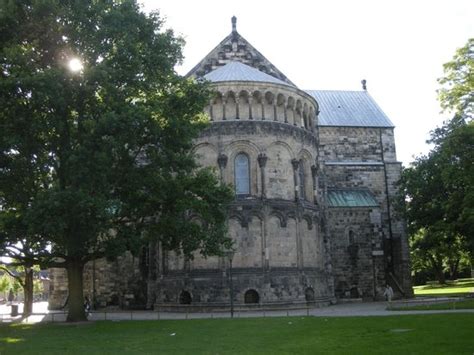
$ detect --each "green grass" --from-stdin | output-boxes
[1,314,474,354]
[413,278,474,297]
[392,299,474,311]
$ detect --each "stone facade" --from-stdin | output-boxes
[49,18,412,310]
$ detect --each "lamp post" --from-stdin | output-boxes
[225,251,235,318]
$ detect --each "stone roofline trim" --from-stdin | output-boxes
[207,80,319,112]
[318,124,395,128]
[185,30,296,86]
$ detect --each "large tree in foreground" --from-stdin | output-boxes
[400,38,473,282]
[0,0,233,322]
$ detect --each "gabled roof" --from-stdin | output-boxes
[327,188,379,208]
[204,61,292,87]
[186,17,295,87]
[306,90,394,128]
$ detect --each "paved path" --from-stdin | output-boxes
[1,301,473,323]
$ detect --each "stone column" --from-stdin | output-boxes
[257,153,268,199]
[248,97,253,120]
[209,99,214,121]
[291,158,300,201]
[235,98,240,120]
[217,154,228,184]
[311,165,318,204]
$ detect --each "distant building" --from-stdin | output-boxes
[49,18,412,310]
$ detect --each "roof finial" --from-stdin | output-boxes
[361,79,367,91]
[231,16,237,33]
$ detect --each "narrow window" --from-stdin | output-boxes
[235,153,250,195]
[299,161,306,200]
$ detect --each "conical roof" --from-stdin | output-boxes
[204,61,293,87]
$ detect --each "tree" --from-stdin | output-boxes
[438,38,473,121]
[0,1,233,322]
[400,38,474,282]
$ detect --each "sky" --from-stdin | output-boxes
[140,0,473,166]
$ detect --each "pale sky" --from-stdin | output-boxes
[141,0,473,166]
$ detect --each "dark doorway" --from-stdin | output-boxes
[179,291,192,304]
[305,287,315,302]
[244,289,259,304]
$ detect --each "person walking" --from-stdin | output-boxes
[383,284,394,307]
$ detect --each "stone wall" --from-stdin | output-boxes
[327,207,386,299]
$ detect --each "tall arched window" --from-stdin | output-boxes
[299,161,306,200]
[235,153,250,195]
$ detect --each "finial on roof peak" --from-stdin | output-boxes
[361,79,367,91]
[232,16,237,33]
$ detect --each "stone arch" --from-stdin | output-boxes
[297,149,313,202]
[225,91,237,120]
[344,226,359,245]
[309,106,316,131]
[179,290,192,304]
[264,91,275,121]
[276,93,286,122]
[265,141,295,200]
[287,96,295,125]
[269,211,286,228]
[228,214,247,228]
[193,142,218,169]
[251,91,263,120]
[295,100,303,127]
[302,215,313,230]
[244,289,260,304]
[238,90,250,120]
[303,103,309,129]
[212,92,224,121]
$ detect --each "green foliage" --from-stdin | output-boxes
[438,38,474,120]
[400,39,474,283]
[0,0,233,321]
[1,315,474,354]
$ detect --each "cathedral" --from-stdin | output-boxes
[49,18,412,310]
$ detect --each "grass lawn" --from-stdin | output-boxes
[1,314,473,354]
[414,278,474,297]
[391,299,474,311]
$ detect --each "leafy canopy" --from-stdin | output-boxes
[0,0,233,320]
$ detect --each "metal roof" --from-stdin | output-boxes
[204,61,294,87]
[306,90,394,127]
[327,188,379,208]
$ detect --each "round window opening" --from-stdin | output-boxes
[244,289,260,304]
[179,290,192,305]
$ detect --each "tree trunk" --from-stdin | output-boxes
[22,267,34,316]
[66,259,87,322]
[430,255,446,284]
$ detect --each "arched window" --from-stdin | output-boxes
[299,161,306,200]
[244,289,260,304]
[235,153,250,195]
[348,230,355,245]
[179,290,192,304]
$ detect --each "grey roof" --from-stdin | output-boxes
[306,90,394,127]
[204,61,293,87]
[327,188,379,208]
